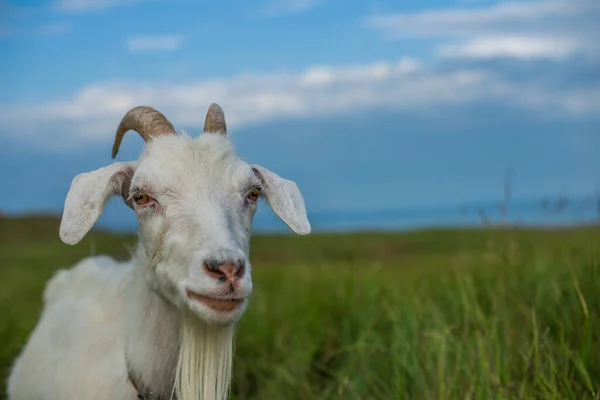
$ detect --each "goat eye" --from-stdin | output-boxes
[133,194,150,205]
[246,189,260,202]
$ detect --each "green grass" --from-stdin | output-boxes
[1,215,600,399]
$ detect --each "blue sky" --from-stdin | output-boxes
[1,0,599,230]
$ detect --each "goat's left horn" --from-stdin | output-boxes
[112,106,177,159]
[203,103,227,135]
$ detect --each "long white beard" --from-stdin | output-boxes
[174,314,234,400]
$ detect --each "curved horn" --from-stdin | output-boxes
[111,106,177,159]
[203,103,227,135]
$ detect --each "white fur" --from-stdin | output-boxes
[7,131,310,400]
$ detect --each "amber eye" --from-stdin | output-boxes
[133,194,150,205]
[247,188,260,202]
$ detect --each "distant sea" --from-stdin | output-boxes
[79,195,599,234]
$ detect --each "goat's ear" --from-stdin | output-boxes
[59,162,135,245]
[251,165,311,235]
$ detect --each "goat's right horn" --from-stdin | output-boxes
[112,106,177,159]
[203,103,227,135]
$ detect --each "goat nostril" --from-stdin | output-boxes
[236,260,246,278]
[204,260,221,272]
[204,261,226,282]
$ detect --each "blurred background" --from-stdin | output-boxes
[1,0,600,399]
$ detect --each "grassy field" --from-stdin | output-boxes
[1,215,599,399]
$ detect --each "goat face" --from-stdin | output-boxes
[130,135,264,324]
[59,105,310,325]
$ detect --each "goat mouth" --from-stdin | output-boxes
[185,289,245,313]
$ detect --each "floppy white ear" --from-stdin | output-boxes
[59,162,135,245]
[251,165,311,235]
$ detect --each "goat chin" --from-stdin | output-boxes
[175,312,234,400]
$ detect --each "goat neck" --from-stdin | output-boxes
[123,262,181,398]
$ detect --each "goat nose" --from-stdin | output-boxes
[204,259,245,282]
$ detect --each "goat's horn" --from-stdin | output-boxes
[112,106,177,159]
[203,103,227,135]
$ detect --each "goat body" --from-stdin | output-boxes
[9,256,144,399]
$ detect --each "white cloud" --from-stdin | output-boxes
[1,57,598,148]
[125,34,183,52]
[437,35,580,61]
[364,0,593,38]
[259,0,326,17]
[364,0,599,61]
[54,0,160,13]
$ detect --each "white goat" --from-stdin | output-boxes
[7,104,311,400]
